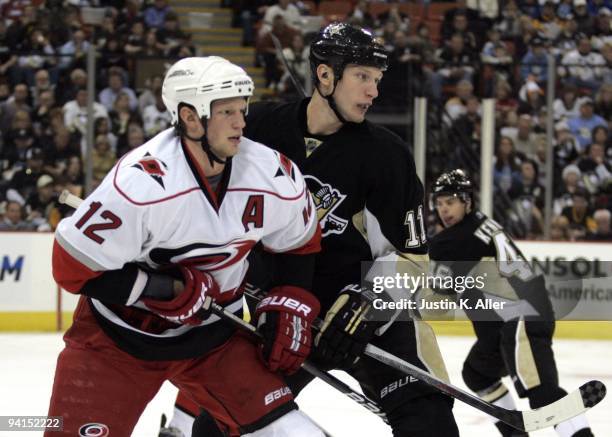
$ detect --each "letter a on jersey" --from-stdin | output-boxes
[242,195,264,232]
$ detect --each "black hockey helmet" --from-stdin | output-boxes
[431,169,474,207]
[309,22,389,84]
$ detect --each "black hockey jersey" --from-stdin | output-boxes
[245,98,427,310]
[429,210,552,320]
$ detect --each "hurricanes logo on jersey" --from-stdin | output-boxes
[132,152,168,189]
[306,175,348,236]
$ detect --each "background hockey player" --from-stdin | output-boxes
[171,23,459,437]
[46,56,325,437]
[428,169,594,437]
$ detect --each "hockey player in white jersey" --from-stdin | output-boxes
[46,56,325,437]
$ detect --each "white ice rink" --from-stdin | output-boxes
[1,333,610,437]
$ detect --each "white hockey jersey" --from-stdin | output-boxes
[53,128,320,359]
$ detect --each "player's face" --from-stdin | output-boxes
[335,65,382,123]
[206,97,247,159]
[435,194,468,228]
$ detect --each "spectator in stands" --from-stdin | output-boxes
[442,0,479,41]
[98,36,128,77]
[518,80,545,120]
[520,36,549,84]
[9,146,46,201]
[432,33,476,101]
[590,125,611,155]
[60,155,84,198]
[138,75,163,113]
[63,88,109,137]
[452,95,481,139]
[550,214,571,240]
[444,79,475,121]
[553,14,579,56]
[144,0,171,30]
[30,69,54,108]
[156,12,189,56]
[98,68,138,112]
[553,84,581,120]
[32,89,58,136]
[1,127,35,171]
[554,121,581,174]
[5,4,37,52]
[256,14,300,89]
[551,168,579,213]
[568,97,607,149]
[43,127,80,179]
[109,91,142,140]
[92,134,117,183]
[377,4,409,33]
[495,80,519,127]
[443,11,477,54]
[560,33,606,92]
[591,8,611,50]
[520,0,541,19]
[25,174,60,231]
[0,200,34,231]
[55,68,87,106]
[142,30,164,57]
[58,28,90,72]
[595,81,612,121]
[493,135,523,192]
[533,1,563,40]
[561,187,596,239]
[117,123,145,157]
[501,114,539,157]
[94,116,118,154]
[124,20,146,56]
[578,141,612,194]
[0,20,18,85]
[573,0,595,35]
[278,33,311,98]
[0,83,31,133]
[497,0,524,40]
[348,0,374,29]
[586,208,612,240]
[262,0,301,35]
[508,158,545,208]
[142,90,171,138]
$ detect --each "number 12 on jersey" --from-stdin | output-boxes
[404,205,426,248]
[74,201,123,244]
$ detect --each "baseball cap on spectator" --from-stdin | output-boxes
[599,7,611,16]
[579,97,594,107]
[574,32,589,42]
[25,147,44,161]
[37,174,54,189]
[562,164,581,180]
[530,36,545,46]
[574,0,587,7]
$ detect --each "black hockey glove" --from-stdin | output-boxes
[312,284,384,370]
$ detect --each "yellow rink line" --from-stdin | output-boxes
[1,313,612,340]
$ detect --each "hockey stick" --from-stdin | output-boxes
[241,290,606,433]
[58,190,389,426]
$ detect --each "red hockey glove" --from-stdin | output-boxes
[255,286,320,375]
[141,265,219,325]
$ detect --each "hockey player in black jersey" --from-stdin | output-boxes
[165,22,459,437]
[428,169,594,437]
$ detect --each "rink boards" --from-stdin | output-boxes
[1,232,612,338]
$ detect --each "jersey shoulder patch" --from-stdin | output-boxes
[112,128,197,205]
[234,137,305,200]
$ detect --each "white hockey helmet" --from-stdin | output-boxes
[162,56,254,126]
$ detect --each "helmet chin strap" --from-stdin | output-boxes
[317,80,348,125]
[183,117,226,167]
